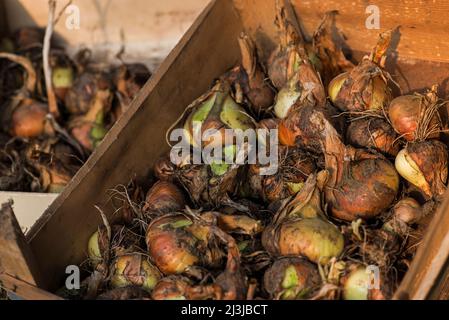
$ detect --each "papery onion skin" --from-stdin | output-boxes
[143,181,185,215]
[263,257,320,300]
[396,140,448,198]
[388,95,440,142]
[154,155,177,182]
[392,197,421,225]
[327,155,400,221]
[346,118,400,156]
[110,254,162,293]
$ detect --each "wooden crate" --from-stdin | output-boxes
[2,0,449,299]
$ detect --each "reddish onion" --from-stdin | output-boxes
[322,116,399,221]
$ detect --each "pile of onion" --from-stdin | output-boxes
[390,87,449,198]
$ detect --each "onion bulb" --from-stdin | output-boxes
[110,254,162,293]
[263,257,320,300]
[388,87,442,142]
[262,174,344,264]
[143,181,185,216]
[341,264,392,300]
[11,99,48,138]
[151,276,192,300]
[346,117,399,156]
[182,81,254,148]
[322,116,399,221]
[146,214,222,275]
[278,100,344,153]
[328,30,394,112]
[395,140,448,198]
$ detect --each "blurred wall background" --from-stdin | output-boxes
[3,0,209,68]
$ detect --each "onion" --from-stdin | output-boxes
[151,276,192,300]
[248,146,316,203]
[395,140,448,198]
[183,81,254,148]
[52,66,74,101]
[110,254,162,293]
[263,257,320,300]
[11,99,48,138]
[262,174,344,264]
[388,87,441,142]
[322,116,399,221]
[69,88,112,151]
[341,263,392,300]
[146,214,222,275]
[143,181,185,216]
[328,30,394,112]
[383,197,422,236]
[154,155,177,182]
[278,101,344,153]
[346,117,399,156]
[268,3,326,118]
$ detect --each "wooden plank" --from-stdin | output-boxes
[0,202,47,289]
[0,274,61,300]
[25,0,244,291]
[235,0,449,64]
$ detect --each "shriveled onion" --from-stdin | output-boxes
[395,140,448,198]
[328,30,394,112]
[263,257,320,300]
[110,254,162,293]
[383,197,421,236]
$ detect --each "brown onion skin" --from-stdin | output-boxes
[331,59,392,112]
[70,121,94,151]
[143,181,185,215]
[146,215,200,275]
[346,118,400,156]
[388,95,440,142]
[11,100,48,138]
[249,146,316,203]
[326,155,400,221]
[264,257,320,299]
[407,140,448,197]
[151,276,192,300]
[279,102,345,154]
